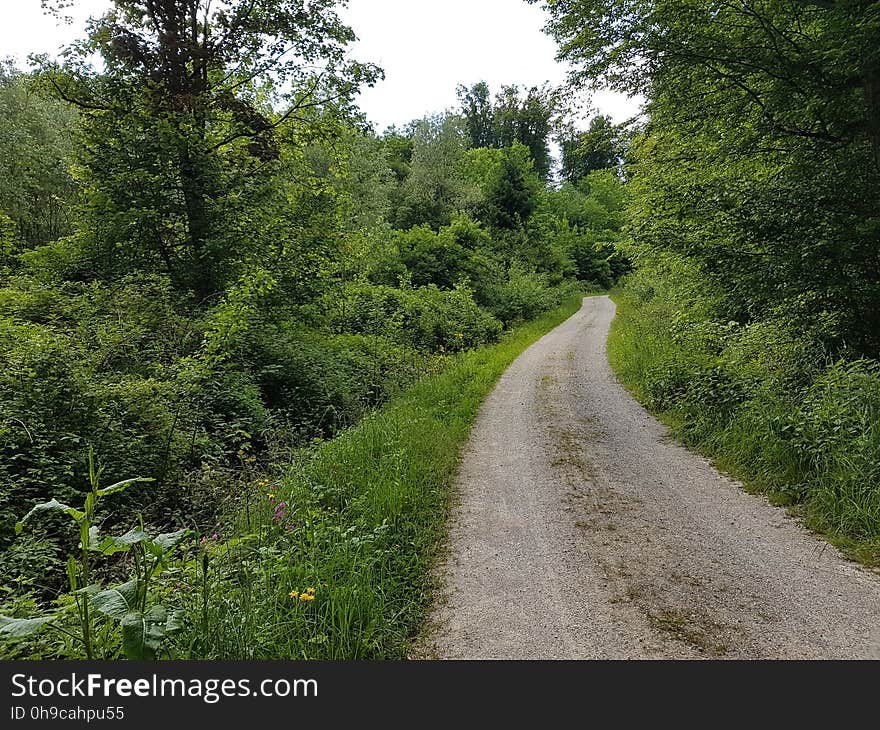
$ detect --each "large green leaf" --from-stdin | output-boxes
[146,529,189,556]
[0,615,56,639]
[91,528,150,556]
[73,584,100,597]
[121,605,167,660]
[16,499,85,534]
[165,609,184,634]
[96,477,153,498]
[90,580,139,619]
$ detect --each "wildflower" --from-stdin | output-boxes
[305,587,316,595]
[273,501,287,524]
[267,493,276,500]
[289,591,299,599]
[300,593,315,602]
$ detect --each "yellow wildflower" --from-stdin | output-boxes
[300,593,315,602]
[267,493,276,499]
[305,587,316,595]
[289,591,299,599]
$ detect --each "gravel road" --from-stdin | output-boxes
[419,295,880,659]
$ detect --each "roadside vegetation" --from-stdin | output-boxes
[0,1,624,658]
[7,0,875,660]
[538,0,880,563]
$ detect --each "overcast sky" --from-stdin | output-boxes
[0,0,642,132]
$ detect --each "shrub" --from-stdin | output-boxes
[325,280,503,352]
[609,265,880,561]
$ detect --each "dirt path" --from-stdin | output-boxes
[419,295,880,659]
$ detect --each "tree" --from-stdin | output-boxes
[0,64,78,250]
[534,0,880,353]
[457,81,560,179]
[393,114,469,230]
[39,0,379,296]
[457,81,495,149]
[559,114,628,183]
[463,142,542,231]
[379,125,415,183]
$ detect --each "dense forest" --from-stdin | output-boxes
[0,0,627,658]
[2,0,878,660]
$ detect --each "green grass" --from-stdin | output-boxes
[178,294,587,659]
[607,282,880,567]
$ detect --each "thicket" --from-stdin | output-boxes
[0,1,626,657]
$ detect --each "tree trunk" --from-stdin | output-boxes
[180,151,213,298]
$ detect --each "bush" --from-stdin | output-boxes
[484,265,558,325]
[609,265,880,562]
[393,216,497,296]
[326,280,503,352]
[248,323,428,437]
[787,361,880,537]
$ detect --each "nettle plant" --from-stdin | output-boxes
[0,449,189,659]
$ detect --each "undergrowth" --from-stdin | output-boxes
[608,269,880,566]
[179,293,588,658]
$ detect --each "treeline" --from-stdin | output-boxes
[0,1,627,656]
[539,0,880,558]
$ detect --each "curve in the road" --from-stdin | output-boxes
[420,295,880,659]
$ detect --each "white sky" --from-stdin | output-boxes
[0,0,642,132]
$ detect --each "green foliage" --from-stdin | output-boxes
[609,268,880,563]
[484,265,581,326]
[457,81,560,179]
[326,280,503,353]
[247,324,429,437]
[464,142,542,230]
[0,449,189,659]
[391,115,470,230]
[0,64,77,251]
[559,114,630,182]
[538,0,880,351]
[177,295,586,659]
[394,217,495,292]
[37,0,379,297]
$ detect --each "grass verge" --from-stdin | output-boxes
[607,284,880,568]
[181,294,587,659]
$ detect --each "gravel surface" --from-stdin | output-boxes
[418,295,880,659]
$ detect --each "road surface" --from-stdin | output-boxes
[419,296,880,659]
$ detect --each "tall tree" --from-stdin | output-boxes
[534,0,880,352]
[392,114,470,230]
[559,114,628,183]
[0,64,78,250]
[39,0,379,296]
[457,81,495,149]
[457,81,559,179]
